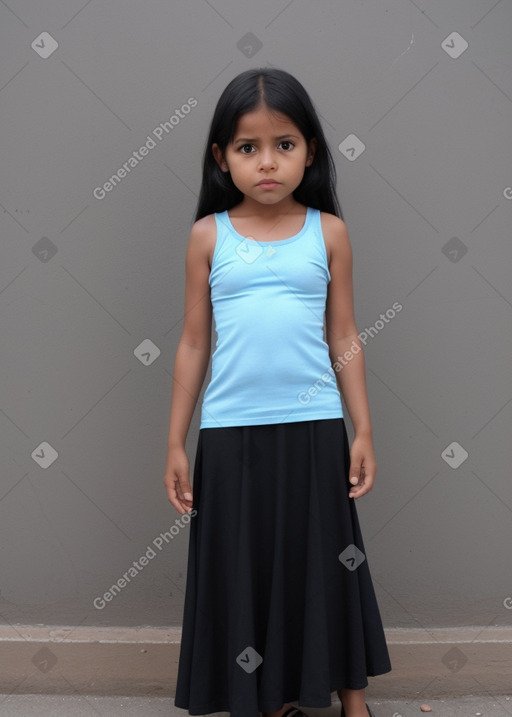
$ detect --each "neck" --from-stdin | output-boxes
[231,196,303,219]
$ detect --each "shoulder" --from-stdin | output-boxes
[189,213,217,243]
[187,213,217,269]
[318,211,351,265]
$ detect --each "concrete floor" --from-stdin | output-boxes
[0,695,511,716]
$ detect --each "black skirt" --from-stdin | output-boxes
[174,418,391,716]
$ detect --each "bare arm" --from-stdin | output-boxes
[163,215,215,513]
[322,213,376,499]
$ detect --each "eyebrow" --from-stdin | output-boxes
[233,134,300,143]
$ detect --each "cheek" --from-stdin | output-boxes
[233,159,253,176]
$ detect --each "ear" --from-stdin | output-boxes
[212,143,229,172]
[305,137,317,167]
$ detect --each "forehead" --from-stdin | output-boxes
[233,107,301,138]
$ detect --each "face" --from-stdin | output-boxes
[212,105,317,209]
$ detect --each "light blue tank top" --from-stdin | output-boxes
[199,206,343,428]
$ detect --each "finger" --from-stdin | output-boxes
[348,465,364,492]
[178,482,193,504]
[168,486,183,513]
[180,485,193,501]
[177,485,193,510]
[172,492,192,515]
[174,470,192,503]
[349,482,367,497]
[167,476,192,514]
[174,495,193,513]
[348,460,364,487]
[349,470,375,498]
[349,485,368,499]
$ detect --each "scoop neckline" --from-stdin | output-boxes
[224,207,311,245]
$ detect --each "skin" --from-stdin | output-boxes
[163,104,376,717]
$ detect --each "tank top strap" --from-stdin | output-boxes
[307,206,324,245]
[213,211,235,250]
[307,207,330,279]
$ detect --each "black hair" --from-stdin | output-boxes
[194,68,342,221]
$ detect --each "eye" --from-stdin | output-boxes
[279,140,294,151]
[238,144,254,154]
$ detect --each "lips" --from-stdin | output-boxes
[257,180,280,188]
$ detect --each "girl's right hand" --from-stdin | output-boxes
[163,446,194,515]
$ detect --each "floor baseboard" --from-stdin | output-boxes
[0,625,510,698]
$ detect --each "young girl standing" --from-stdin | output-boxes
[164,68,391,717]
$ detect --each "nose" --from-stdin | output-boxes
[258,146,277,170]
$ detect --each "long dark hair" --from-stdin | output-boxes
[194,68,342,221]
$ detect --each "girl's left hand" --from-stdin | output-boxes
[348,433,377,499]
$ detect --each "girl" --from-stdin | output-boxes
[163,68,391,717]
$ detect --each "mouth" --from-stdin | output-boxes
[257,180,280,189]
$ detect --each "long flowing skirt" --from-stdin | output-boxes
[174,418,391,716]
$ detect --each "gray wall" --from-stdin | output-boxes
[0,1,511,632]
